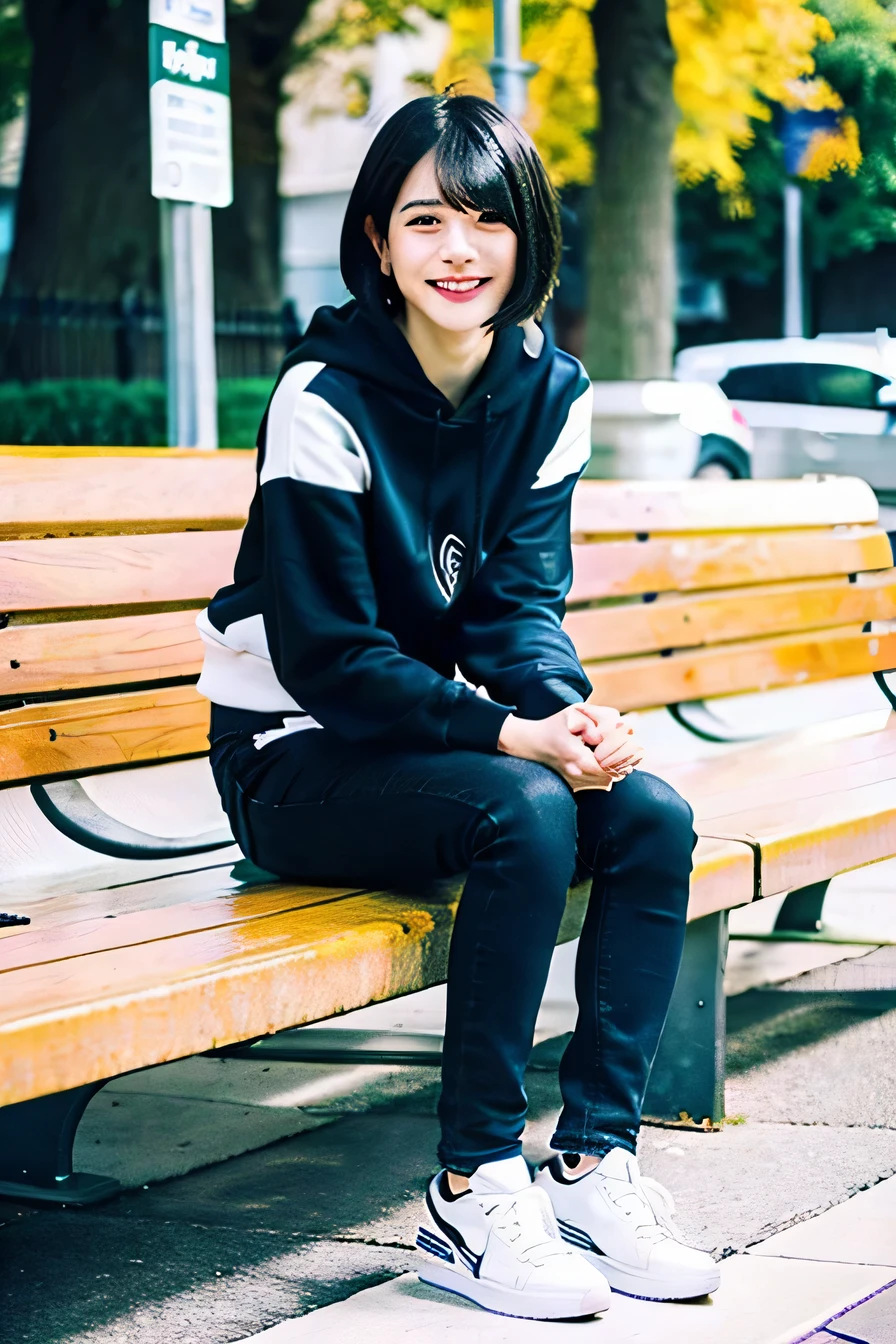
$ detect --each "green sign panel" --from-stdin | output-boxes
[150,24,229,96]
[149,21,232,207]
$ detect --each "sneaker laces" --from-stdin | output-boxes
[485,1186,572,1266]
[639,1176,684,1240]
[605,1164,685,1244]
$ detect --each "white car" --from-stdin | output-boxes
[588,379,754,481]
[675,330,896,492]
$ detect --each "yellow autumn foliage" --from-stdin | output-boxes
[799,113,862,178]
[671,0,843,204]
[433,0,857,197]
[433,0,597,188]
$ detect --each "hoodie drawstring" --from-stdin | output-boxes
[474,398,489,577]
[426,406,443,596]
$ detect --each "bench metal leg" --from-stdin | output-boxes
[0,1083,121,1206]
[643,911,729,1128]
[773,880,830,933]
[729,879,895,945]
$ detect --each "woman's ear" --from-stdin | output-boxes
[364,215,391,276]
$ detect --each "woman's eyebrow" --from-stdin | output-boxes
[399,198,448,213]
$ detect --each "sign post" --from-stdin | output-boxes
[489,0,536,121]
[779,105,839,340]
[149,0,232,448]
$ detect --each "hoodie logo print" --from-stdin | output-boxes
[436,534,465,602]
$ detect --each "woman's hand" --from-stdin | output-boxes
[576,704,644,778]
[497,706,618,791]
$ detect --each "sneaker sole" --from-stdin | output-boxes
[581,1249,720,1302]
[418,1260,611,1320]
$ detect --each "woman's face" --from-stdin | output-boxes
[368,150,518,335]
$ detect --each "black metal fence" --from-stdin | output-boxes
[0,295,300,383]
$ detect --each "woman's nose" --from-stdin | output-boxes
[439,218,478,265]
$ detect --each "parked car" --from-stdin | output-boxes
[588,379,753,481]
[674,330,896,493]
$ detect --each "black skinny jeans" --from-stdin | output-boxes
[208,705,696,1174]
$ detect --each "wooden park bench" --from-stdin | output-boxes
[2,447,895,1207]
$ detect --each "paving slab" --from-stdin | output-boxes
[1,1214,414,1344]
[241,1257,893,1344]
[751,1175,896,1268]
[725,950,896,1129]
[75,1056,442,1188]
[815,1280,896,1342]
[74,1090,333,1187]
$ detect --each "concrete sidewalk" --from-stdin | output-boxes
[5,683,896,1343]
[6,933,896,1343]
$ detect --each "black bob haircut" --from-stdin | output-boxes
[340,93,562,332]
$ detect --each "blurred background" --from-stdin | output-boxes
[0,0,894,484]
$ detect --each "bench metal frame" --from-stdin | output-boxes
[31,779,234,861]
[0,1081,120,1206]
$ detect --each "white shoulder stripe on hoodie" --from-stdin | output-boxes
[260,360,372,494]
[531,382,593,490]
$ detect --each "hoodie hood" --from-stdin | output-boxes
[278,300,549,422]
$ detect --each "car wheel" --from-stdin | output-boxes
[692,434,752,480]
[694,460,737,480]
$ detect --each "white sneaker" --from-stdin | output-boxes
[535,1148,720,1301]
[416,1154,612,1319]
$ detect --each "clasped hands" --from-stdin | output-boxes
[497,703,644,793]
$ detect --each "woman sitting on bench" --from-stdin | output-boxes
[197,91,718,1321]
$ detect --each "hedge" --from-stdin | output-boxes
[0,379,272,448]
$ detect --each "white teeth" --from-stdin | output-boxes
[436,279,482,292]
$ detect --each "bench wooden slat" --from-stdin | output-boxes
[0,854,241,931]
[0,881,368,974]
[565,570,896,661]
[584,625,896,712]
[694,747,896,829]
[3,629,892,782]
[0,835,753,1108]
[658,712,896,895]
[2,455,875,540]
[0,833,753,977]
[702,779,896,896]
[0,531,240,614]
[569,526,893,602]
[0,448,255,538]
[571,476,879,538]
[0,610,202,696]
[664,709,896,810]
[0,686,210,784]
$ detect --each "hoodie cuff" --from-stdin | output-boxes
[447,689,515,753]
[513,676,591,721]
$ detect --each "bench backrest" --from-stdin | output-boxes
[2,448,895,788]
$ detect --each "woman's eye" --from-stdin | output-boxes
[406,214,440,227]
[478,211,505,225]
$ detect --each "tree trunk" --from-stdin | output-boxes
[214,0,313,309]
[4,0,155,301]
[584,0,679,379]
[3,0,312,313]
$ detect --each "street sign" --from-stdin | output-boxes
[780,106,841,177]
[149,23,232,208]
[149,0,225,44]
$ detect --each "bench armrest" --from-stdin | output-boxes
[31,780,236,861]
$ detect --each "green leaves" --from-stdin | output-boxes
[0,1,29,130]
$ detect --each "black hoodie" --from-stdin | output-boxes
[196,300,594,753]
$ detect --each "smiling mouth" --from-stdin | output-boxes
[427,277,491,294]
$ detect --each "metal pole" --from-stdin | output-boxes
[489,0,533,121]
[783,182,804,338]
[161,200,219,448]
